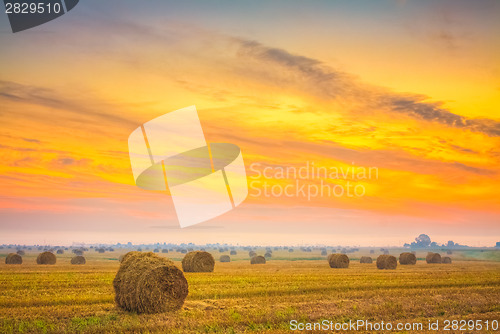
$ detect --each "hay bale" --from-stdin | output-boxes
[288,249,294,253]
[442,256,452,264]
[181,251,215,272]
[321,250,327,256]
[249,251,256,257]
[153,249,159,253]
[113,252,188,313]
[16,250,25,256]
[399,252,417,265]
[37,251,56,265]
[230,250,237,255]
[328,254,349,268]
[426,252,442,264]
[56,249,64,254]
[264,252,272,258]
[5,253,22,264]
[71,256,86,265]
[73,249,83,256]
[220,255,230,263]
[162,249,169,253]
[446,250,452,255]
[376,255,397,269]
[360,256,373,264]
[250,255,266,264]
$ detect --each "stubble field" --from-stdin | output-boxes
[0,249,499,333]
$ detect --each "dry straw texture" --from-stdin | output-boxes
[5,253,22,264]
[328,254,350,268]
[71,256,86,265]
[426,252,442,264]
[113,252,188,314]
[377,255,397,269]
[399,252,417,265]
[360,256,373,264]
[219,255,230,263]
[182,251,215,272]
[442,256,452,264]
[250,255,266,264]
[37,252,56,265]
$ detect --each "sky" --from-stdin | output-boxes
[0,0,499,246]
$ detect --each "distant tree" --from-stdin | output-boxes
[496,242,500,248]
[447,240,455,247]
[411,234,432,248]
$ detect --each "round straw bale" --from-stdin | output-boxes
[37,251,56,265]
[399,252,417,265]
[162,249,169,253]
[442,256,452,264]
[426,252,442,264]
[328,254,349,268]
[113,252,188,313]
[5,253,22,264]
[288,248,294,253]
[321,250,327,256]
[71,256,86,265]
[219,255,230,263]
[56,249,64,254]
[264,252,272,258]
[230,250,237,255]
[250,255,266,264]
[181,251,215,272]
[360,256,373,264]
[376,255,397,269]
[16,250,25,256]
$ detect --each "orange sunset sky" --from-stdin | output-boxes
[0,0,499,246]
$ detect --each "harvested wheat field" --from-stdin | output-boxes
[0,249,499,333]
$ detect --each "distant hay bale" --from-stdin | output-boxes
[71,256,86,265]
[5,253,22,264]
[153,249,159,253]
[37,251,56,265]
[73,249,83,256]
[220,255,230,263]
[180,249,187,254]
[16,250,25,256]
[181,251,215,272]
[360,256,373,264]
[321,250,327,256]
[377,255,397,269]
[399,252,417,265]
[426,252,442,264]
[250,255,266,264]
[264,252,272,258]
[328,254,349,268]
[230,250,237,255]
[161,249,169,253]
[56,249,64,254]
[442,257,452,264]
[446,250,452,255]
[137,248,142,252]
[96,248,105,253]
[249,251,256,257]
[370,250,375,254]
[113,252,188,314]
[288,249,294,253]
